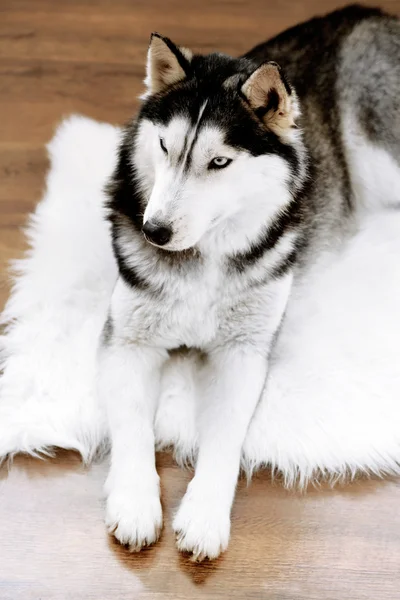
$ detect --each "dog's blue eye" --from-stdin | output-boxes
[160,138,168,154]
[209,157,232,169]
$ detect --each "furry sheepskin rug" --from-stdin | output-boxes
[1,115,400,486]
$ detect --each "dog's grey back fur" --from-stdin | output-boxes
[245,4,400,256]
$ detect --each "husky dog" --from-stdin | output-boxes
[99,4,400,560]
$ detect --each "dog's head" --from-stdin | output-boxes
[112,34,306,253]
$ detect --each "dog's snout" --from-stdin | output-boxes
[142,220,172,247]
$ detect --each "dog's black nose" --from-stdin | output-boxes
[142,221,172,246]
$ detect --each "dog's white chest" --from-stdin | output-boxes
[161,284,219,347]
[113,265,228,349]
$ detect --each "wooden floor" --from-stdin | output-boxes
[1,1,400,598]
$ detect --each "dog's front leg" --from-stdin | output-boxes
[98,280,168,551]
[172,346,267,560]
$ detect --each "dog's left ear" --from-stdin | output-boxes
[145,33,193,95]
[241,62,299,137]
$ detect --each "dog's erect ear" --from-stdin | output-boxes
[241,62,299,137]
[145,33,193,95]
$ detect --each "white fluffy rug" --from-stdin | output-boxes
[1,115,400,486]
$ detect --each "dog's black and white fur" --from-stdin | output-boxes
[99,5,400,559]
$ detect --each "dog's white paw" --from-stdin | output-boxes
[106,489,163,551]
[173,490,230,561]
